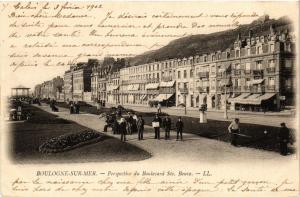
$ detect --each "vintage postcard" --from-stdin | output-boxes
[0,1,299,196]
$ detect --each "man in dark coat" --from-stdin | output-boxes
[152,113,162,140]
[163,115,172,140]
[118,116,127,142]
[278,122,291,156]
[176,117,184,141]
[137,115,145,140]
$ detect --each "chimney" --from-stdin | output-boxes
[248,30,253,38]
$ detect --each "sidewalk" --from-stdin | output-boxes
[105,103,296,128]
[36,104,294,163]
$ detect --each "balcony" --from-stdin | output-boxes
[266,67,276,73]
[162,76,173,82]
[252,69,264,76]
[196,86,209,93]
[250,86,265,94]
[267,85,276,91]
[179,87,189,94]
[146,78,160,83]
[197,72,209,79]
[232,70,242,76]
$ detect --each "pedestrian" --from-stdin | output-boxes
[75,102,80,114]
[17,105,22,121]
[132,113,138,133]
[152,113,162,139]
[118,115,127,142]
[137,115,145,140]
[176,117,184,141]
[278,122,291,156]
[163,115,172,140]
[228,118,240,146]
[157,103,162,114]
[127,112,134,135]
[70,102,74,114]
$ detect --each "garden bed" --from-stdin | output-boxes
[39,130,103,153]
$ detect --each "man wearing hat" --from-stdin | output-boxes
[152,113,162,139]
[278,122,291,156]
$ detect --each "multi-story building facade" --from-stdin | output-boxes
[39,24,294,112]
[71,60,94,101]
[91,58,125,105]
[107,70,121,105]
[34,84,42,98]
[63,69,73,102]
[39,76,64,100]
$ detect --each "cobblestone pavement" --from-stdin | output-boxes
[36,104,296,164]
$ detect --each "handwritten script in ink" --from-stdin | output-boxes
[1,2,261,72]
[10,170,299,196]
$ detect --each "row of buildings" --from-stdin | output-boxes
[34,25,295,112]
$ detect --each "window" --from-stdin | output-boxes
[157,73,160,79]
[285,59,292,68]
[268,77,275,86]
[235,50,240,57]
[247,48,251,55]
[204,56,207,62]
[245,63,251,70]
[226,52,230,59]
[234,79,239,86]
[246,78,251,87]
[257,46,262,54]
[190,69,194,78]
[212,55,216,61]
[178,71,181,79]
[268,60,275,68]
[285,78,292,88]
[184,70,187,78]
[256,61,263,70]
[235,63,240,70]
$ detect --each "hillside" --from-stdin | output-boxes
[128,15,293,66]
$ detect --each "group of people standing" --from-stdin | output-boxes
[104,111,184,142]
[69,101,80,114]
[152,114,184,141]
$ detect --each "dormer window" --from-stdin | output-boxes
[204,56,207,62]
[226,52,230,59]
[257,46,263,54]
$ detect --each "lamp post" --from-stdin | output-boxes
[184,93,187,114]
[224,84,228,119]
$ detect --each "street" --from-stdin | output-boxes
[36,104,296,164]
[107,104,296,128]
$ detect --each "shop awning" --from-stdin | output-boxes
[257,93,276,102]
[250,79,265,85]
[106,85,119,91]
[235,94,262,105]
[160,81,175,88]
[153,94,174,102]
[228,93,251,102]
[146,83,159,90]
[112,85,119,90]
